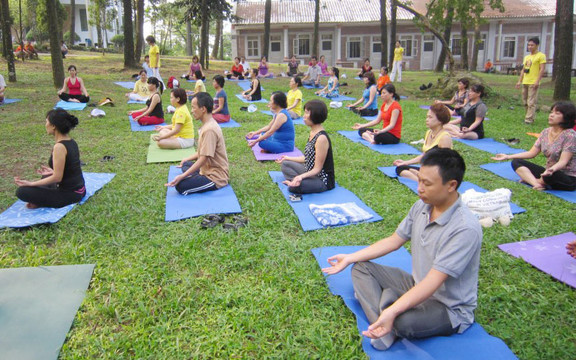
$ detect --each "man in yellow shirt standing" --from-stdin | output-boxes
[516,37,546,124]
[390,41,404,83]
[146,35,163,85]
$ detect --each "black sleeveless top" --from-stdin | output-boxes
[305,130,335,190]
[250,79,262,101]
[48,139,85,192]
[146,93,164,118]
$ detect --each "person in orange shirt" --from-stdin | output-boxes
[377,67,390,94]
[14,45,24,60]
[484,59,494,73]
[24,41,39,59]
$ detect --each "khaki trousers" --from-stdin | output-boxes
[522,84,539,123]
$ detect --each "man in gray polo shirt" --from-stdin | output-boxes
[302,56,322,88]
[322,148,482,350]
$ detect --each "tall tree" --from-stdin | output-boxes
[469,21,481,70]
[460,26,469,70]
[1,0,17,81]
[432,3,454,72]
[553,0,573,100]
[185,19,193,56]
[389,0,397,66]
[123,0,136,67]
[69,0,76,44]
[211,17,222,59]
[312,0,320,56]
[262,0,271,59]
[134,0,144,62]
[199,0,209,67]
[46,0,64,86]
[552,9,561,80]
[379,0,388,68]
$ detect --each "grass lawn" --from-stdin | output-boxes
[1,52,575,359]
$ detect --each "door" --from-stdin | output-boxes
[476,34,487,71]
[370,36,382,68]
[321,33,334,65]
[421,35,435,70]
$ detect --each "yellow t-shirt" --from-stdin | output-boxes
[287,88,303,116]
[133,80,150,98]
[149,44,160,68]
[194,79,206,93]
[422,130,452,152]
[394,47,404,62]
[522,52,546,85]
[172,105,194,139]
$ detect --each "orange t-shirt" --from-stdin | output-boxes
[377,75,390,89]
[25,44,35,51]
[15,46,22,52]
[380,101,402,139]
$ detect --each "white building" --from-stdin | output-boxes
[60,0,123,47]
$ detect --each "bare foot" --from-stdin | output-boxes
[260,149,269,153]
[26,203,39,209]
[69,98,80,103]
[533,184,546,191]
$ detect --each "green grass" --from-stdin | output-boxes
[1,52,576,359]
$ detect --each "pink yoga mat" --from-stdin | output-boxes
[246,136,303,161]
[499,232,576,288]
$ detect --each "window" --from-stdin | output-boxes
[451,36,462,56]
[399,35,414,57]
[322,34,332,51]
[502,36,516,58]
[423,35,434,52]
[79,9,88,32]
[293,34,310,56]
[270,35,281,52]
[347,36,362,59]
[478,34,486,51]
[372,36,381,53]
[247,36,259,58]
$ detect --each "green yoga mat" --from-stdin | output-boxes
[0,264,95,360]
[146,134,196,163]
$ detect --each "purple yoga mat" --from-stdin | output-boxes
[499,232,576,288]
[246,136,303,161]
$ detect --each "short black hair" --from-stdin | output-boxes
[293,76,302,87]
[139,69,147,75]
[528,37,540,45]
[67,65,77,71]
[271,91,288,109]
[46,108,79,134]
[172,88,187,105]
[421,148,466,188]
[551,101,576,129]
[145,35,156,43]
[311,55,318,61]
[304,100,328,124]
[458,78,470,88]
[194,92,213,113]
[213,75,225,88]
[363,71,376,88]
[194,70,203,80]
[470,84,485,97]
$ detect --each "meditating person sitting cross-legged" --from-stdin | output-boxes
[393,103,453,181]
[165,92,229,195]
[246,91,295,154]
[276,100,335,194]
[125,70,150,102]
[58,65,90,103]
[128,76,164,126]
[492,101,576,191]
[14,108,86,209]
[322,148,482,351]
[443,84,487,140]
[152,88,195,149]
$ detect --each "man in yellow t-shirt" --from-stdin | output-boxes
[390,41,404,82]
[515,37,546,124]
[146,35,163,85]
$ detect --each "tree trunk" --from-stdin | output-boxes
[553,0,573,100]
[434,6,454,73]
[134,0,144,63]
[18,0,24,62]
[0,0,17,81]
[312,0,320,56]
[380,0,388,68]
[69,0,76,44]
[211,17,221,59]
[219,28,224,60]
[123,0,136,68]
[470,22,480,71]
[262,0,271,59]
[186,19,193,56]
[199,0,209,68]
[460,26,468,70]
[102,8,108,48]
[389,0,397,66]
[46,0,64,87]
[552,9,560,80]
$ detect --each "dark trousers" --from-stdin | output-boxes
[16,185,85,208]
[512,159,576,191]
[175,161,218,195]
[59,93,90,103]
[358,128,400,145]
[352,107,378,117]
[281,161,328,194]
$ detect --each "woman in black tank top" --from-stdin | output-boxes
[15,109,86,208]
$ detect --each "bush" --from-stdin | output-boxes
[111,34,124,47]
[64,31,81,43]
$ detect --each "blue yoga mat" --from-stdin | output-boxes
[127,99,146,104]
[0,264,95,360]
[128,116,166,132]
[317,93,356,101]
[0,173,115,228]
[453,138,523,155]
[346,107,379,121]
[378,166,526,214]
[338,131,421,155]
[260,110,304,125]
[303,84,322,89]
[114,81,135,89]
[269,171,382,231]
[165,166,242,221]
[0,99,22,106]
[237,80,264,92]
[235,93,267,103]
[480,162,576,203]
[219,119,241,128]
[311,246,518,360]
[54,100,87,111]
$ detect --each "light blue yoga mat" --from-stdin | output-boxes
[128,116,166,132]
[114,81,135,89]
[317,93,356,101]
[338,131,421,155]
[127,99,146,104]
[237,80,264,92]
[0,173,115,228]
[378,166,526,214]
[480,162,576,203]
[311,246,518,360]
[453,138,522,155]
[219,119,241,128]
[0,99,22,106]
[303,84,322,89]
[260,110,304,125]
[54,100,87,111]
[269,171,382,231]
[0,264,95,360]
[165,166,242,221]
[235,93,267,103]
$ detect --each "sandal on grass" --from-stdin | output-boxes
[222,215,248,231]
[200,214,225,229]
